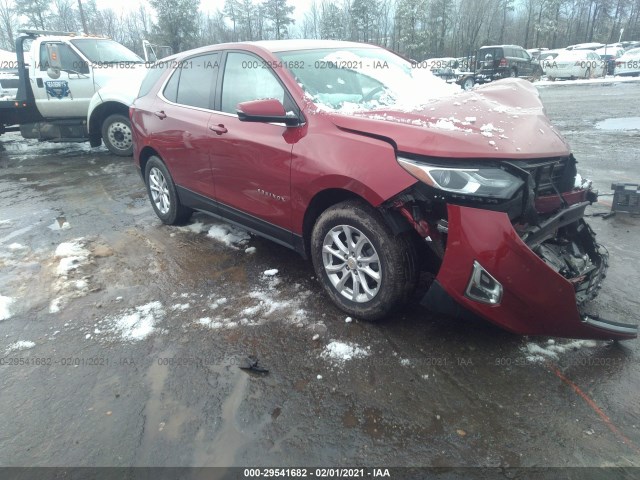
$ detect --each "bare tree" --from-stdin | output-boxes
[0,0,18,50]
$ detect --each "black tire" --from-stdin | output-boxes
[144,156,191,225]
[310,200,418,321]
[461,77,474,90]
[584,67,591,79]
[102,113,133,156]
[509,68,517,78]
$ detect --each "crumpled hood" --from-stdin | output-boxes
[326,79,571,160]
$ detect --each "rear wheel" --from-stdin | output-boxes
[461,76,474,90]
[144,156,191,225]
[102,113,133,156]
[311,200,417,321]
[509,68,517,78]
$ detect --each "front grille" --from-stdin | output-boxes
[512,156,576,197]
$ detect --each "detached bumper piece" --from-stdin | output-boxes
[422,204,638,340]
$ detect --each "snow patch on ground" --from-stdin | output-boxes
[5,340,35,354]
[207,224,251,248]
[535,75,640,87]
[197,316,239,330]
[522,339,598,363]
[209,297,228,310]
[321,341,369,364]
[263,269,278,276]
[171,303,190,311]
[177,221,210,234]
[50,238,93,313]
[54,239,91,275]
[101,301,164,342]
[0,295,15,321]
[8,243,27,251]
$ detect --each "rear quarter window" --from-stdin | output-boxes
[137,62,167,98]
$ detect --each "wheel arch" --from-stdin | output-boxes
[300,187,412,260]
[88,101,130,147]
[301,189,362,258]
[138,146,161,178]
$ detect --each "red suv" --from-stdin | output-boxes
[130,40,637,340]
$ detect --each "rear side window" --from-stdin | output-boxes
[163,68,180,102]
[162,53,220,109]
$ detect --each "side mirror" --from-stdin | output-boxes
[237,98,300,126]
[46,43,62,79]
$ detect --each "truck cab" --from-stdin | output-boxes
[1,30,147,156]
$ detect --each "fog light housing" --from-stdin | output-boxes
[465,261,503,305]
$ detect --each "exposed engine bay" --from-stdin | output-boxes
[384,153,607,315]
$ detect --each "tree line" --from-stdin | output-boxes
[1,0,639,61]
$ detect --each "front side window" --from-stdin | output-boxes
[221,52,285,114]
[39,43,88,73]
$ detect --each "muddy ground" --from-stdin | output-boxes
[0,81,639,472]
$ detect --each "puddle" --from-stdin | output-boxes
[595,117,640,131]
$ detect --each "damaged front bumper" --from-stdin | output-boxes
[422,204,638,340]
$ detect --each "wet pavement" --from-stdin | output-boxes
[0,81,639,470]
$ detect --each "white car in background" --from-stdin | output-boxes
[594,46,626,75]
[614,47,640,76]
[539,49,564,74]
[545,50,604,79]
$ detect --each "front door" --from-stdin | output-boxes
[32,42,95,118]
[208,51,296,241]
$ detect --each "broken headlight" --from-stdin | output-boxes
[397,156,524,199]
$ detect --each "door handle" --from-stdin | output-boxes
[154,111,167,119]
[209,124,228,135]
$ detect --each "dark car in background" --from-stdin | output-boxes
[475,44,542,84]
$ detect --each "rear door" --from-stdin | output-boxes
[149,53,220,200]
[207,50,297,244]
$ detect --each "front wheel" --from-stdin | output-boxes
[461,76,474,90]
[102,113,133,156]
[311,200,417,321]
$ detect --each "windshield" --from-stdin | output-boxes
[277,47,458,113]
[70,39,142,63]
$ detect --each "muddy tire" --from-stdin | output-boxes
[144,156,191,225]
[311,200,418,321]
[102,113,133,156]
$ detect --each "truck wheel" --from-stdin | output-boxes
[102,113,133,156]
[311,200,417,321]
[144,156,191,225]
[461,77,474,90]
